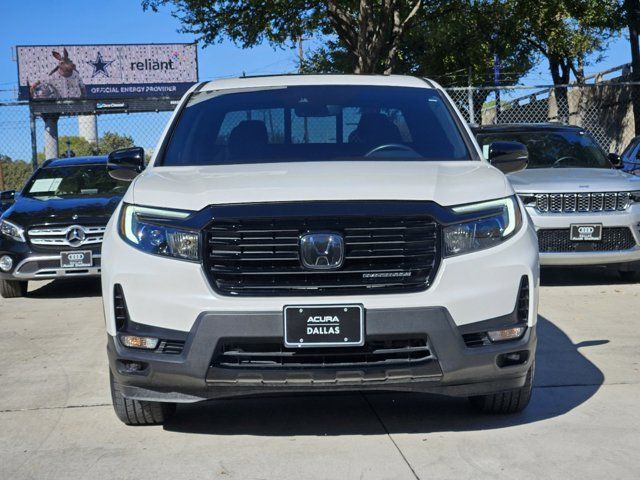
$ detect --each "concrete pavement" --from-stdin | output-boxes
[0,267,638,479]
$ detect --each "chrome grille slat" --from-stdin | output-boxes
[533,192,632,213]
[27,225,106,247]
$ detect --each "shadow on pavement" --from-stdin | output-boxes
[164,315,606,436]
[541,265,638,286]
[27,278,102,299]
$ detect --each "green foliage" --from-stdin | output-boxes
[38,132,135,160]
[515,0,620,84]
[99,132,135,154]
[0,155,33,192]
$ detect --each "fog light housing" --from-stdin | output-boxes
[117,360,148,374]
[0,255,13,272]
[120,335,159,350]
[487,326,526,342]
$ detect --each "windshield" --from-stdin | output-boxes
[161,85,472,166]
[476,130,611,169]
[23,164,128,199]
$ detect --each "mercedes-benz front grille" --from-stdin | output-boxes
[203,210,440,296]
[28,225,106,247]
[538,227,637,252]
[531,192,631,213]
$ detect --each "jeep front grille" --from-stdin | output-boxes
[538,227,637,252]
[203,205,441,296]
[531,192,631,213]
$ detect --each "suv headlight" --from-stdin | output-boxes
[630,190,640,203]
[119,204,200,261]
[443,196,522,257]
[0,219,25,242]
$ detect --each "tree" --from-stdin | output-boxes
[37,132,135,160]
[142,0,423,74]
[620,0,640,135]
[515,0,619,119]
[0,155,32,192]
[99,132,135,153]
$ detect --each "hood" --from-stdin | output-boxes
[508,167,640,193]
[3,195,122,227]
[130,161,511,210]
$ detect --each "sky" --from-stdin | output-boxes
[0,0,634,160]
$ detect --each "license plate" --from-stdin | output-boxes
[60,250,92,268]
[570,224,602,241]
[284,305,364,348]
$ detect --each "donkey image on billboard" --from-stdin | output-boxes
[17,43,198,101]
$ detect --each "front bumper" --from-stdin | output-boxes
[527,205,640,266]
[0,253,102,280]
[103,201,539,401]
[108,307,536,402]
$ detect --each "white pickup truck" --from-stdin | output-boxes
[101,75,539,425]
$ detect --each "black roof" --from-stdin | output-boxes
[42,156,108,168]
[473,123,583,133]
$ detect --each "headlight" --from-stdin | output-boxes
[119,204,199,261]
[630,190,640,202]
[0,219,25,242]
[443,196,522,257]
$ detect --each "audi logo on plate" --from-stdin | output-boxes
[578,226,595,234]
[66,253,86,261]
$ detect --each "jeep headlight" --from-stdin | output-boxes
[443,196,522,257]
[0,219,25,242]
[119,204,200,261]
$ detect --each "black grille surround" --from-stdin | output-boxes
[538,227,637,253]
[203,204,441,296]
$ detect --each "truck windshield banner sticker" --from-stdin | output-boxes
[16,43,198,101]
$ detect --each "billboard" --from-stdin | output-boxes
[17,43,198,101]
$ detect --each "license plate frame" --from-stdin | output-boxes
[283,304,364,348]
[60,250,93,268]
[570,224,603,241]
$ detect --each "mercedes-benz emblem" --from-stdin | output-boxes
[66,225,87,247]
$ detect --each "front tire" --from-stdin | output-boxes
[0,279,28,298]
[109,372,176,425]
[468,361,534,414]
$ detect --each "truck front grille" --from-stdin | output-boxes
[532,192,631,213]
[203,207,440,296]
[538,227,637,252]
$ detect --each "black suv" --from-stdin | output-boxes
[0,156,127,297]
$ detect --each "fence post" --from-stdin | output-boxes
[29,111,38,171]
[467,87,475,124]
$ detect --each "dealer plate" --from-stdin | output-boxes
[570,224,602,241]
[60,250,92,268]
[284,305,364,348]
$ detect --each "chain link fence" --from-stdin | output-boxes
[446,82,637,153]
[1,81,638,190]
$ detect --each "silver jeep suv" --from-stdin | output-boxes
[475,124,640,279]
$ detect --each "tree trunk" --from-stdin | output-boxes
[549,57,571,123]
[627,0,640,135]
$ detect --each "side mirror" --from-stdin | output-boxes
[108,147,145,181]
[0,190,16,203]
[488,141,528,174]
[608,152,623,169]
